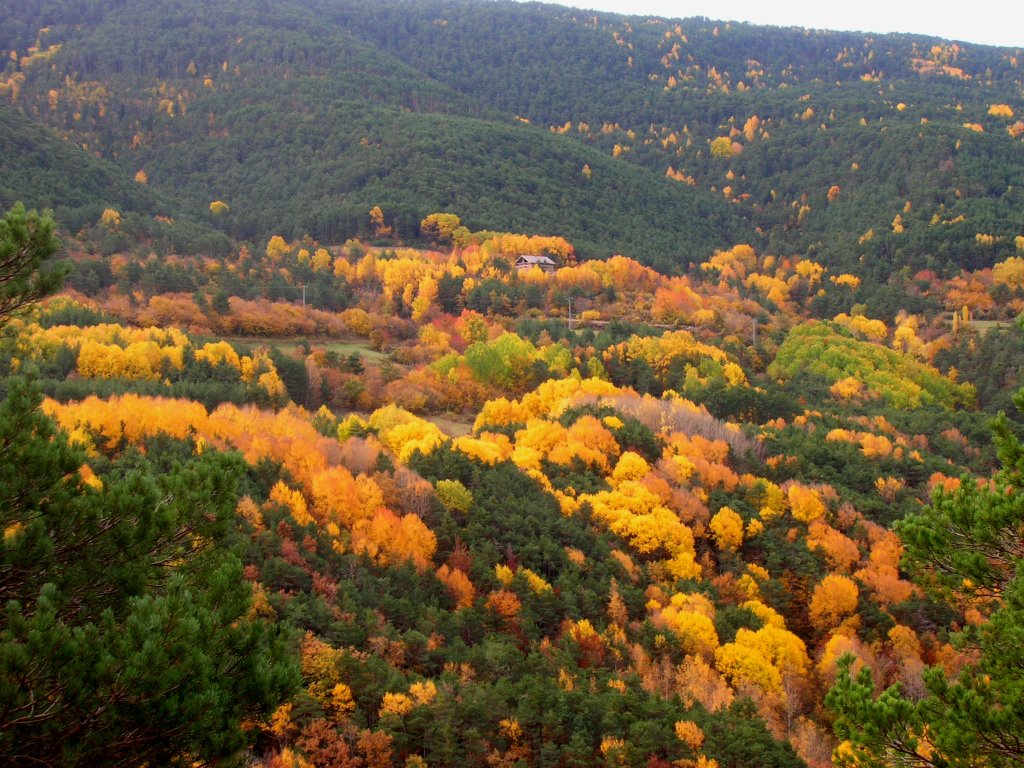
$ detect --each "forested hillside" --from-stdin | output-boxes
[0,0,751,267]
[0,103,234,255]
[3,1,1024,766]
[5,195,1024,763]
[331,0,1024,273]
[3,0,1023,272]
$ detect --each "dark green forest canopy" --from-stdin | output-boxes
[0,104,233,254]
[2,0,1023,271]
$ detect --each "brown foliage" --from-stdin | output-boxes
[356,730,394,768]
[297,720,363,768]
[338,437,382,476]
[447,540,474,574]
[675,655,734,712]
[377,466,435,518]
[788,717,835,768]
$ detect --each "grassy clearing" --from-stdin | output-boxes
[342,411,474,437]
[425,414,474,437]
[223,336,387,361]
[968,320,1012,336]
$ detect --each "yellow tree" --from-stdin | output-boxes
[265,235,289,263]
[369,205,392,237]
[100,208,121,230]
[808,574,859,631]
[709,506,744,552]
[788,484,826,523]
[420,213,461,243]
[657,597,720,657]
[710,137,735,157]
[411,275,438,323]
[311,248,332,272]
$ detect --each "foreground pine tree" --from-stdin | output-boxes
[0,203,299,766]
[827,399,1024,767]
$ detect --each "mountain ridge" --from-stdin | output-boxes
[2,0,1023,272]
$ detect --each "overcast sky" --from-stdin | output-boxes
[542,0,1024,48]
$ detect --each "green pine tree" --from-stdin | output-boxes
[0,202,68,322]
[0,377,300,765]
[827,394,1024,767]
[0,202,299,765]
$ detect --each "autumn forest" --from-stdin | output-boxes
[2,1,1024,767]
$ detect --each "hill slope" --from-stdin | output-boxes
[2,0,1023,271]
[0,0,751,266]
[330,0,1024,272]
[0,103,232,254]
